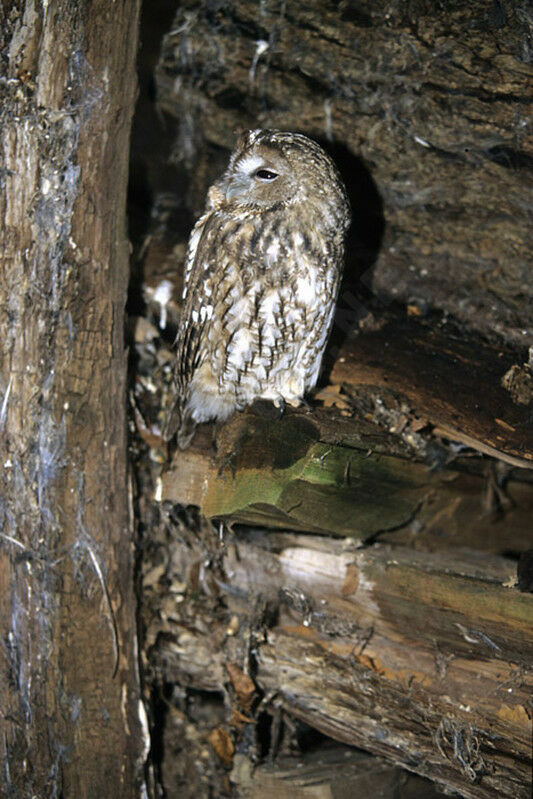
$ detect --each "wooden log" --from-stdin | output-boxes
[0,3,144,796]
[147,530,533,799]
[155,0,533,346]
[329,309,533,468]
[163,411,424,536]
[161,407,533,553]
[230,744,447,799]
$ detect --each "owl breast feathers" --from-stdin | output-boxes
[165,128,351,449]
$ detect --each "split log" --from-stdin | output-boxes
[161,405,533,553]
[147,529,533,799]
[0,3,144,796]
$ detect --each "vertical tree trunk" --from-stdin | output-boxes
[0,2,144,796]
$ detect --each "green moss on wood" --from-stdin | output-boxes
[204,429,430,537]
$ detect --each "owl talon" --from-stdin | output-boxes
[249,398,285,420]
[299,396,312,412]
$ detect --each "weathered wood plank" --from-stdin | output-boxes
[147,531,533,799]
[161,408,533,552]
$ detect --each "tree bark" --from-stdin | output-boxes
[0,2,144,796]
[146,529,532,799]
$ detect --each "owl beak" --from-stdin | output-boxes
[225,177,248,202]
[225,184,238,202]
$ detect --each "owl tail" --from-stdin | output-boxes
[162,399,180,443]
[176,409,197,450]
[162,398,197,449]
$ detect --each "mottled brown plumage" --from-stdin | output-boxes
[165,129,350,448]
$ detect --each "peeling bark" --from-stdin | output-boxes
[0,2,144,796]
[147,529,533,799]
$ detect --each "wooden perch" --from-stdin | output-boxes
[163,410,426,537]
[161,305,533,542]
[161,401,533,552]
[148,531,532,799]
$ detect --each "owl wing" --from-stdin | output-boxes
[163,211,241,441]
[175,212,228,391]
[162,213,212,440]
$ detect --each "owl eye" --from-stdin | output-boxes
[255,168,278,181]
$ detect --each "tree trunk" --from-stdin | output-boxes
[0,2,144,796]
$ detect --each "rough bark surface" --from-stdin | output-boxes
[155,0,533,346]
[146,527,532,799]
[0,2,144,796]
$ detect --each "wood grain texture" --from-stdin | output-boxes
[147,530,532,799]
[330,310,533,467]
[162,407,533,552]
[0,2,144,796]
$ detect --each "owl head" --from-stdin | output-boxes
[208,129,350,229]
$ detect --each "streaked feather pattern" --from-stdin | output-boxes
[164,129,350,448]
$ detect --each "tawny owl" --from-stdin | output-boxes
[164,129,350,449]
